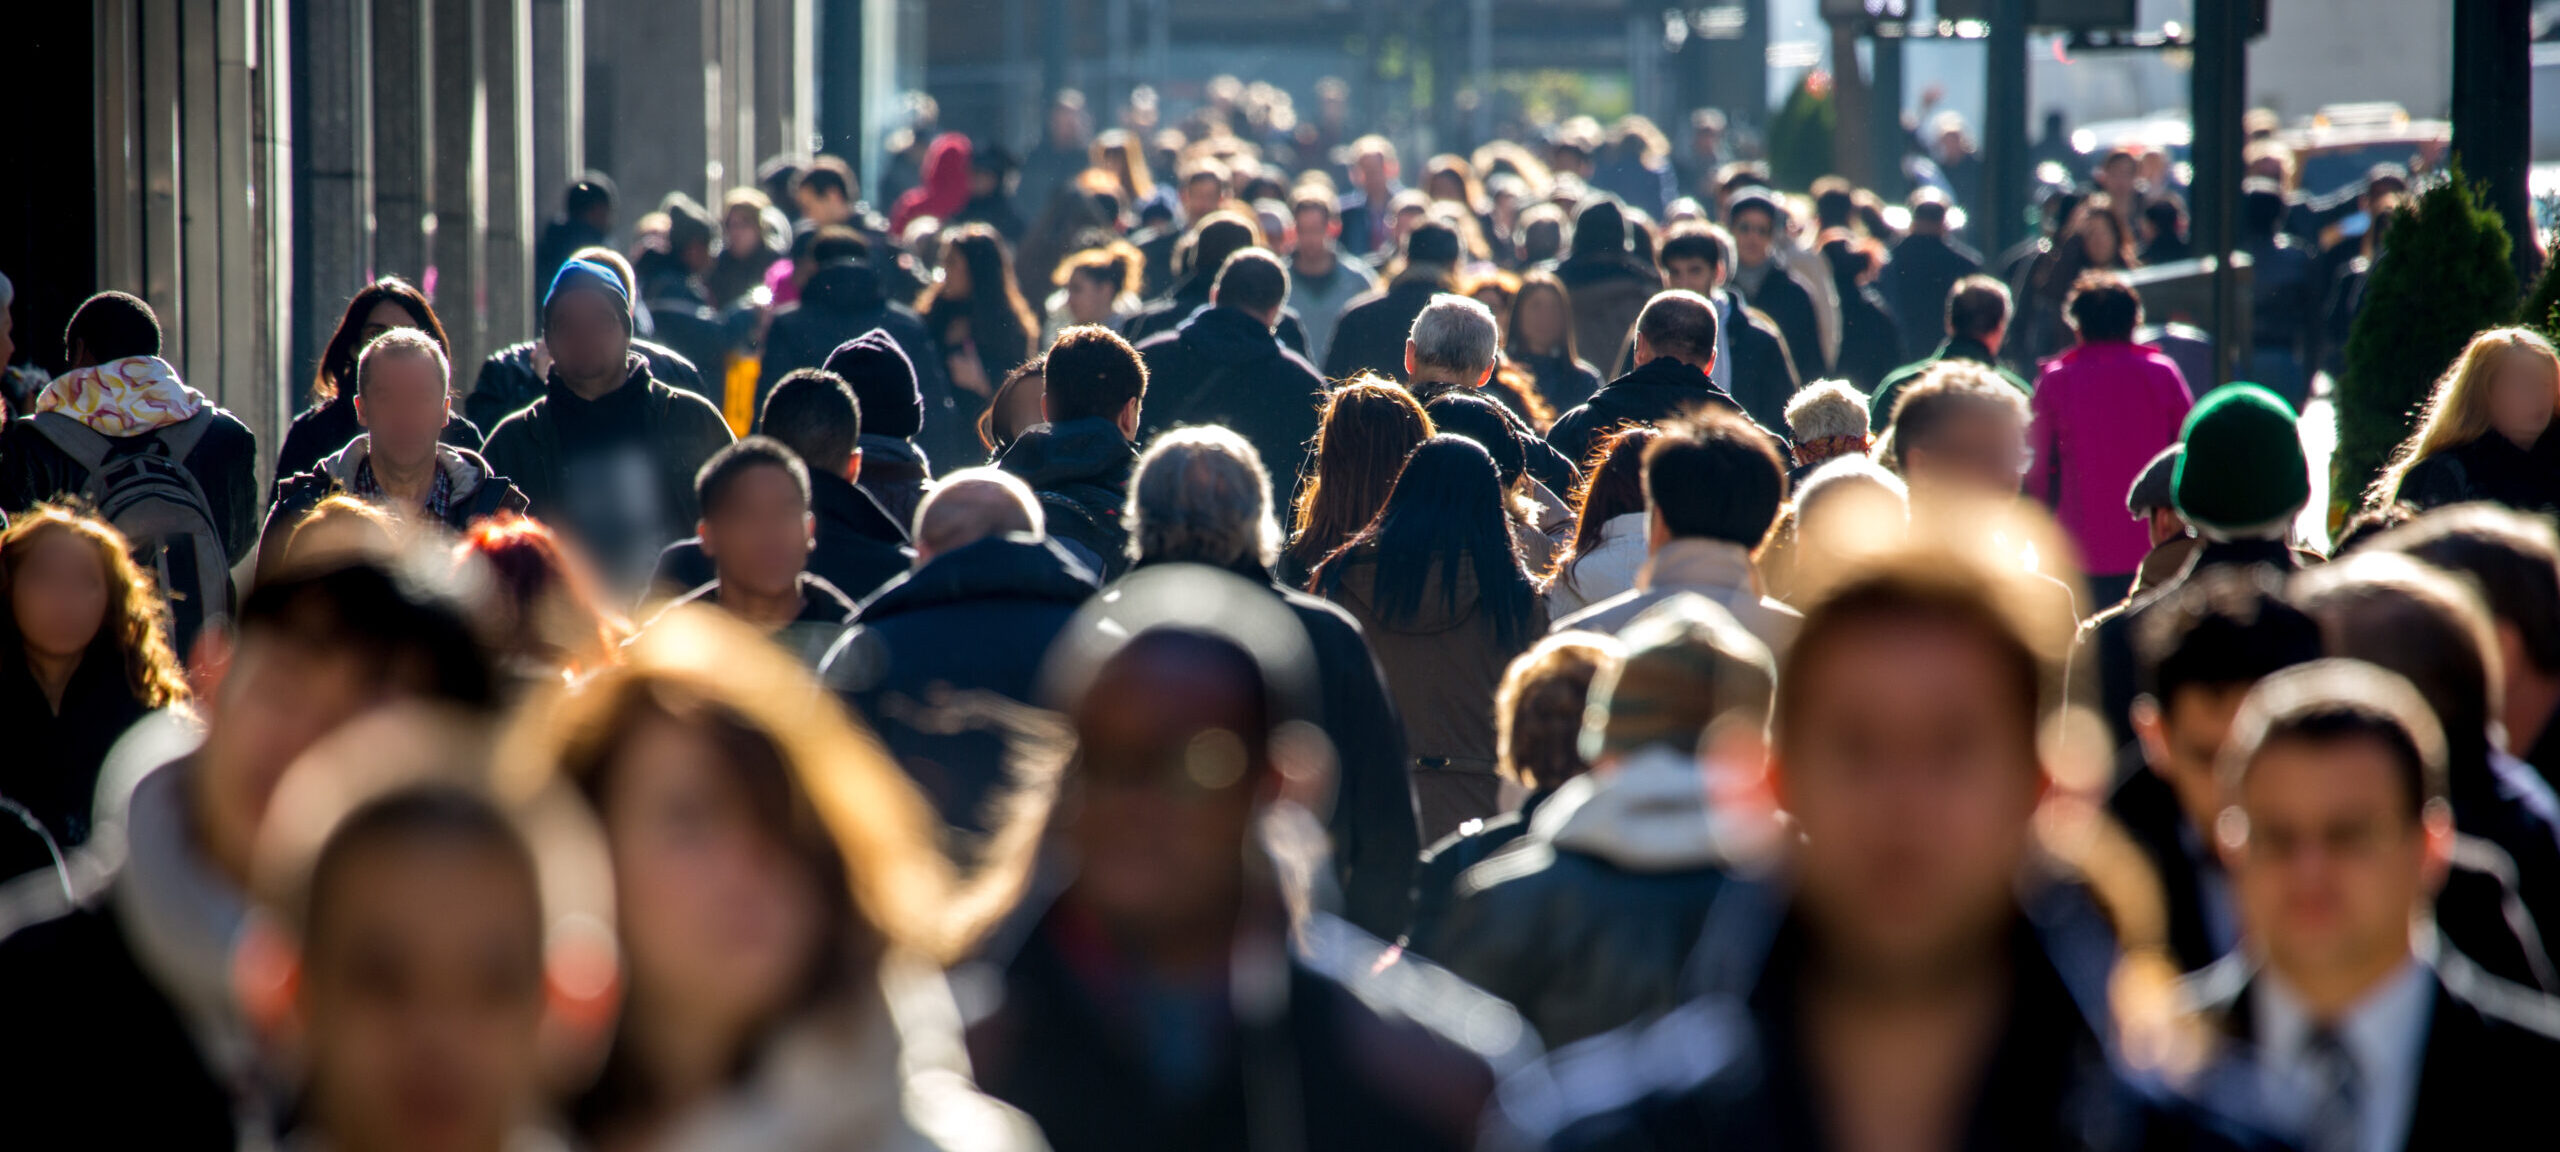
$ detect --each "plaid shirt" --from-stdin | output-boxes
[352,453,454,521]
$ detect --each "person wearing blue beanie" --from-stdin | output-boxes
[542,257,634,335]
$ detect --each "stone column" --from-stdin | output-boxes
[484,0,534,349]
[530,0,582,221]
[373,0,433,283]
[299,0,374,396]
[430,0,488,378]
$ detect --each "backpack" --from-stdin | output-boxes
[1037,481,1131,581]
[30,410,232,650]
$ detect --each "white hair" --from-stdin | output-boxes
[1407,293,1499,380]
[915,466,1044,555]
[1783,379,1871,445]
[1125,426,1282,569]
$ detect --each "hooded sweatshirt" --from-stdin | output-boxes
[891,134,976,236]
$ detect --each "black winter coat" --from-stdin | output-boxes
[822,535,1097,836]
[1404,786,1557,953]
[2398,430,2560,517]
[1512,351,1604,416]
[0,903,239,1148]
[1614,296,1804,438]
[269,395,482,495]
[1878,232,1983,361]
[648,470,914,604]
[1323,277,1446,383]
[478,359,736,569]
[1830,278,1904,394]
[1118,275,1312,357]
[756,262,954,445]
[1547,356,1778,473]
[0,649,148,880]
[996,418,1138,580]
[1137,306,1328,507]
[465,337,710,432]
[0,404,263,568]
[1736,263,1827,381]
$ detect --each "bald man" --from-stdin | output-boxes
[821,467,1102,837]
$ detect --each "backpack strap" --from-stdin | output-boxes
[27,412,114,473]
[154,410,217,464]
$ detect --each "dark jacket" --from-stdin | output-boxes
[1608,295,1802,437]
[1736,262,1827,382]
[857,434,933,533]
[996,418,1138,580]
[1422,751,1733,1047]
[756,261,951,429]
[465,336,710,431]
[647,572,857,667]
[1488,880,2279,1152]
[1119,277,1312,356]
[2398,431,2560,517]
[647,469,914,604]
[1324,276,1447,383]
[1318,552,1548,845]
[0,649,148,878]
[2182,952,2560,1151]
[1868,336,2034,433]
[1551,262,1661,381]
[1547,356,1774,473]
[2243,233,2317,356]
[1878,231,1984,362]
[478,357,736,573]
[1829,278,1904,394]
[2079,537,2305,751]
[1137,306,1328,508]
[2107,762,2234,975]
[270,395,483,493]
[1512,351,1604,416]
[969,903,1521,1152]
[0,903,238,1147]
[0,399,262,569]
[820,535,1096,836]
[261,437,530,568]
[1405,787,1558,952]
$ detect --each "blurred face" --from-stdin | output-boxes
[10,530,110,662]
[1664,256,1717,295]
[1517,288,1569,352]
[1064,644,1263,948]
[795,186,851,227]
[724,207,763,254]
[195,641,400,888]
[1182,175,1225,221]
[1473,290,1513,343]
[2484,349,2557,448]
[2101,154,2136,193]
[1065,270,1120,324]
[1778,620,2043,976]
[1356,153,1390,191]
[1904,406,2029,498]
[2225,737,2437,991]
[605,713,822,1044]
[358,300,416,351]
[543,289,631,386]
[354,352,454,472]
[1731,210,1775,267]
[1293,207,1333,258]
[300,839,545,1152]
[1428,172,1466,204]
[700,465,813,604]
[2136,685,2252,840]
[2079,215,2122,263]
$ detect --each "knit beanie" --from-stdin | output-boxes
[542,257,634,334]
[2173,383,2308,538]
[822,329,924,441]
[1583,594,1774,763]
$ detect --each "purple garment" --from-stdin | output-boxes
[2028,341,2195,576]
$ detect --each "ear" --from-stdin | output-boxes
[694,519,715,561]
[803,512,817,552]
[1116,396,1142,441]
[2131,696,2171,772]
[352,395,371,429]
[1403,341,1420,377]
[2420,799,2457,897]
[232,912,303,1048]
[540,917,625,1093]
[843,448,863,486]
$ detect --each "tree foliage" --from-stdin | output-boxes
[1767,73,1836,194]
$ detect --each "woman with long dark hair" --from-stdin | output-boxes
[1282,378,1433,588]
[1544,425,1658,616]
[273,277,483,484]
[1504,270,1604,415]
[0,505,190,879]
[2024,195,2137,363]
[917,225,1039,466]
[1315,435,1549,843]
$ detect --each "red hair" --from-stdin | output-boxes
[455,515,629,677]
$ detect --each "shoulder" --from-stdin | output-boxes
[1276,346,1325,383]
[1486,996,1760,1149]
[653,381,733,430]
[2439,952,2560,1050]
[1298,913,1540,1073]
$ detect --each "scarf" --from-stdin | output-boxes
[34,355,206,435]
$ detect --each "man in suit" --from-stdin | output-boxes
[2191,659,2560,1152]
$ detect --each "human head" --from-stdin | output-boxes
[454,516,629,681]
[1644,412,1786,555]
[1656,224,1728,296]
[2373,328,2560,508]
[1631,289,1719,369]
[793,156,857,226]
[1181,211,1263,284]
[2368,505,2560,739]
[2290,552,2503,776]
[820,329,925,443]
[2239,178,2288,241]
[1784,380,1871,471]
[1498,635,1618,792]
[1397,217,1463,280]
[758,368,862,478]
[912,467,1042,563]
[2176,384,2310,540]
[317,278,449,404]
[1887,362,2030,499]
[1351,135,1399,192]
[2141,196,2187,249]
[1780,457,1912,604]
[1289,187,1340,261]
[352,329,456,472]
[1405,293,1500,387]
[1041,324,1148,437]
[720,187,774,254]
[1556,426,1659,577]
[1516,205,1568,266]
[1505,270,1579,360]
[1127,426,1281,571]
[564,173,617,231]
[64,290,162,368]
[1211,249,1290,330]
[2130,568,2325,840]
[1423,391,1527,491]
[1287,378,1434,576]
[978,356,1046,456]
[2217,660,2455,1012]
[1313,436,1538,649]
[2126,445,2188,547]
[1724,191,1782,268]
[1907,188,1951,235]
[1056,243,1141,326]
[1,505,188,713]
[1945,274,2012,349]
[2063,271,2141,345]
[539,259,635,387]
[1178,158,1232,222]
[1586,596,1774,763]
[694,437,815,605]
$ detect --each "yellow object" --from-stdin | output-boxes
[724,354,759,436]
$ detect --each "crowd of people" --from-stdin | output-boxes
[0,77,2556,1152]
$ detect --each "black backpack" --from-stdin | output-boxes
[30,411,232,651]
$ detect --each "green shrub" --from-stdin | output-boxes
[1767,73,1835,194]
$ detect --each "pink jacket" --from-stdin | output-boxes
[2027,341,2194,576]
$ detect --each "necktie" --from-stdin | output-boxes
[2301,1026,2364,1152]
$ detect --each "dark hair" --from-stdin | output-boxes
[1423,391,1525,487]
[1645,413,1786,548]
[313,278,449,404]
[796,156,855,202]
[1656,224,1729,273]
[696,436,813,519]
[919,225,1040,379]
[2373,505,2560,676]
[1184,213,1262,281]
[2292,555,2500,776]
[1401,218,1463,271]
[2223,662,2451,821]
[2240,180,2287,239]
[809,225,870,266]
[1314,436,1539,649]
[1043,325,1147,424]
[1811,177,1854,230]
[2143,195,2188,236]
[239,559,498,710]
[65,291,163,364]
[2065,271,2141,343]
[1635,290,1719,363]
[1212,249,1290,317]
[565,172,618,216]
[759,368,861,472]
[1287,379,1433,585]
[1945,274,2012,343]
[1911,198,1950,229]
[2134,566,2323,703]
[305,786,539,947]
[1552,426,1657,589]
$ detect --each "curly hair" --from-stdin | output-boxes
[0,504,189,710]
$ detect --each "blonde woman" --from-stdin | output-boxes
[2369,327,2560,514]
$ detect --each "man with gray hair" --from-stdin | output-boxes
[1125,425,1422,938]
[1135,249,1328,509]
[1404,293,1580,493]
[819,466,1099,840]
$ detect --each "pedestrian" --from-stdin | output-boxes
[756,226,949,445]
[1547,196,1663,377]
[2022,193,2136,362]
[1650,223,1803,433]
[1134,249,1327,509]
[640,438,856,666]
[1314,435,1550,843]
[1281,377,1432,588]
[1881,360,2031,514]
[0,505,190,882]
[978,355,1046,457]
[703,187,784,309]
[1781,379,1871,480]
[273,276,485,486]
[1877,189,1983,362]
[262,329,530,583]
[1504,270,1605,417]
[2368,506,2560,789]
[1324,216,1462,383]
[2241,179,2317,412]
[534,173,616,296]
[2026,272,2194,608]
[995,325,1145,578]
[1766,455,1909,605]
[1286,186,1381,367]
[820,328,938,531]
[651,367,912,604]
[530,607,1042,1152]
[1551,411,1798,650]
[466,246,715,429]
[1819,232,1903,392]
[821,468,1096,841]
[1870,273,2032,433]
[1424,390,1574,576]
[1399,294,1580,496]
[918,224,1040,467]
[1549,290,1770,470]
[1724,190,1827,381]
[888,131,974,237]
[1543,426,1657,617]
[1042,242,1143,345]
[1122,211,1271,346]
[0,291,260,655]
[2369,327,2560,516]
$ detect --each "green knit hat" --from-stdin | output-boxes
[2172,383,2307,537]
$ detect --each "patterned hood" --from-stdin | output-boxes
[33,355,207,435]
